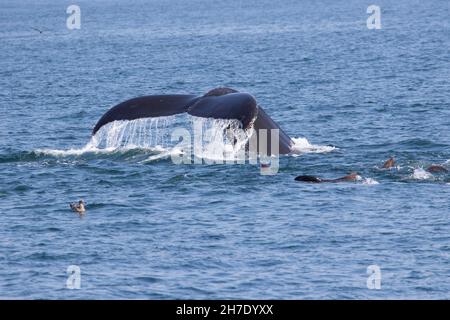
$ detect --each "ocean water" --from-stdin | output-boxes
[1,0,449,299]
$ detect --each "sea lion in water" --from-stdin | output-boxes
[382,157,447,173]
[295,172,360,183]
[294,175,322,183]
[296,160,448,184]
[383,157,396,169]
[426,165,448,173]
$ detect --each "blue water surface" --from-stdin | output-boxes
[0,0,449,299]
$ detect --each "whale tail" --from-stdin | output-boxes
[92,88,294,155]
[92,94,197,135]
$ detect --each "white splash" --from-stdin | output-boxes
[38,115,252,163]
[291,137,336,154]
[140,147,183,163]
[190,116,251,163]
[35,141,112,157]
[410,168,434,180]
[34,116,333,164]
[361,178,380,185]
[36,117,178,157]
[93,116,177,150]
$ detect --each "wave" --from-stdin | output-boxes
[34,117,178,161]
[35,144,168,158]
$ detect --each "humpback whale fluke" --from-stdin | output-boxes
[93,87,294,154]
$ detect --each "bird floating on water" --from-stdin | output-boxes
[70,200,86,215]
[31,27,43,34]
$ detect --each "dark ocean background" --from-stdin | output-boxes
[0,0,449,299]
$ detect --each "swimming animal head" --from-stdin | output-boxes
[383,157,395,169]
